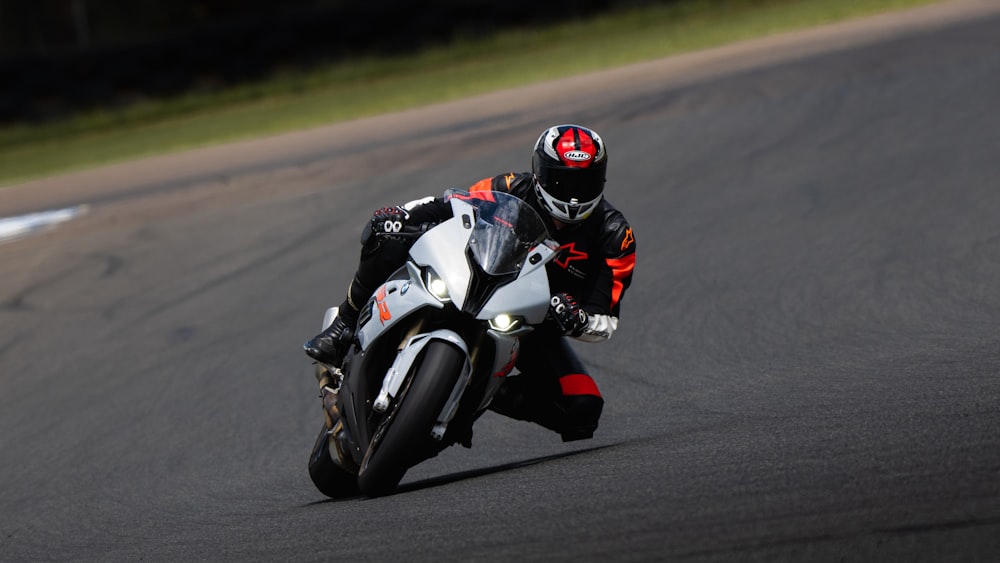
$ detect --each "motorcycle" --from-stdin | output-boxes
[307,189,560,498]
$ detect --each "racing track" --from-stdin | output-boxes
[2,1,1000,560]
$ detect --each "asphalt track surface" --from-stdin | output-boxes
[2,2,1000,561]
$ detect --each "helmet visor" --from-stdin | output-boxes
[535,163,605,204]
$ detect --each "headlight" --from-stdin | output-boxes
[424,268,450,302]
[489,314,522,332]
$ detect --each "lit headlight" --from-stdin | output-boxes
[489,314,522,332]
[424,269,450,302]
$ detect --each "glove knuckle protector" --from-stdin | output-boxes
[549,292,587,336]
[370,206,410,237]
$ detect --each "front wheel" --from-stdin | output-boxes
[357,340,465,497]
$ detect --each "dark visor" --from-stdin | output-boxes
[536,164,605,203]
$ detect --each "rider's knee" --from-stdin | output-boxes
[558,393,604,442]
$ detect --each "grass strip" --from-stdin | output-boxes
[0,0,944,186]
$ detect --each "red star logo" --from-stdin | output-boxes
[555,243,588,269]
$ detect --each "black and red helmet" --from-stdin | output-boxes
[531,124,607,223]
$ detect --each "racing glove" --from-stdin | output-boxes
[370,206,410,237]
[549,292,589,337]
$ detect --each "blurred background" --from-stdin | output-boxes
[0,0,654,123]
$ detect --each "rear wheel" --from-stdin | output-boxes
[357,340,465,497]
[308,423,359,499]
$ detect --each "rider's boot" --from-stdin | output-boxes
[303,304,358,369]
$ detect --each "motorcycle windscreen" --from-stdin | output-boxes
[467,195,548,276]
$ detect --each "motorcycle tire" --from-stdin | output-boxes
[308,423,359,499]
[357,340,465,497]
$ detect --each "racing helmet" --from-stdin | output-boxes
[531,124,607,223]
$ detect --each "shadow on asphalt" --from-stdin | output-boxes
[396,443,619,495]
[303,443,620,505]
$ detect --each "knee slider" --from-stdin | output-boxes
[558,394,604,442]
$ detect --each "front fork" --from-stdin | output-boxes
[369,327,515,443]
[371,329,474,441]
[315,323,518,457]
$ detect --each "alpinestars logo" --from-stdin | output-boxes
[620,228,634,251]
[504,172,516,190]
[555,243,588,279]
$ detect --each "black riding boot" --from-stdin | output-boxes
[303,306,358,367]
[304,232,409,367]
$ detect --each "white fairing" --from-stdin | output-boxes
[353,268,444,351]
[350,192,558,440]
[373,330,472,414]
[408,200,476,310]
[407,196,555,323]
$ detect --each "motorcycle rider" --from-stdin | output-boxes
[304,124,636,442]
